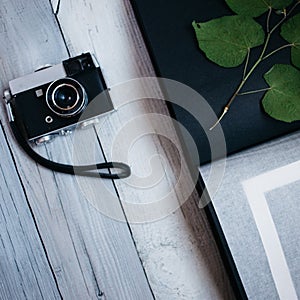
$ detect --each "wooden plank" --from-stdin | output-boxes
[0,1,153,299]
[54,0,235,298]
[0,125,61,300]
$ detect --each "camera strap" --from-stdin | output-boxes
[8,105,131,180]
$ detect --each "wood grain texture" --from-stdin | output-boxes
[0,0,236,298]
[0,126,60,300]
[54,0,235,298]
[0,1,153,299]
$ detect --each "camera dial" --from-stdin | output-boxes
[46,77,87,117]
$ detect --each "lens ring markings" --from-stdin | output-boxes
[46,77,88,118]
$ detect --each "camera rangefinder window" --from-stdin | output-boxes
[46,77,87,117]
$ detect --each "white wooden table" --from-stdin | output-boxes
[0,1,234,299]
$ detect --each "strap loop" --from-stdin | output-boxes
[9,120,131,180]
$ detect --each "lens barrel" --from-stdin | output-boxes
[46,78,87,117]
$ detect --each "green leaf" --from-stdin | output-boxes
[192,16,265,67]
[262,64,300,122]
[225,0,293,17]
[281,13,300,68]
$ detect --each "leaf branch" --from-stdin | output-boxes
[270,1,299,34]
[262,43,294,60]
[210,35,270,130]
[238,87,272,96]
[270,8,287,34]
[243,48,251,79]
[267,6,272,33]
[209,3,299,130]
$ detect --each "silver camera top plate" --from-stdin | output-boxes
[8,54,100,96]
[9,64,67,96]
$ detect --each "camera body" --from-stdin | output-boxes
[4,53,114,144]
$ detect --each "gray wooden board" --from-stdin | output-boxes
[54,0,236,298]
[0,0,153,299]
[0,0,237,299]
[0,126,60,299]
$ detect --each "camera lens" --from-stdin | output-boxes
[46,78,87,117]
[54,84,78,110]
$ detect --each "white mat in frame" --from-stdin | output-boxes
[200,130,300,299]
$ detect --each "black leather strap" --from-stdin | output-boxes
[9,117,131,180]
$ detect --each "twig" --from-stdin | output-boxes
[270,1,299,34]
[262,43,294,60]
[210,36,270,130]
[210,107,229,130]
[238,87,271,96]
[243,48,250,79]
[210,2,299,130]
[267,7,272,33]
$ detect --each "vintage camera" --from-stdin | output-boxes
[4,53,114,144]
